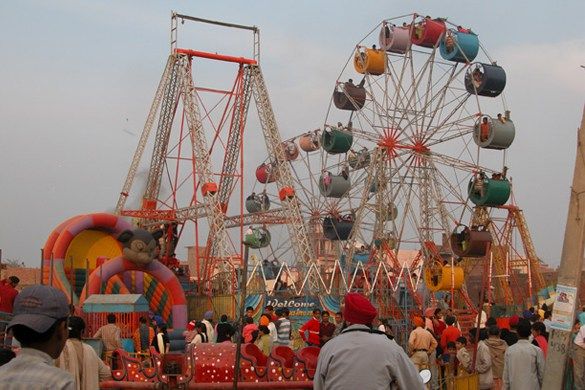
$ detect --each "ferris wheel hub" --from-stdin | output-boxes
[411,140,430,154]
[377,135,430,158]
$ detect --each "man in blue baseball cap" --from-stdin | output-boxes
[0,285,74,389]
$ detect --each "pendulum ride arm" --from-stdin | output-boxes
[178,55,230,263]
[115,55,178,213]
[217,65,253,206]
[143,58,182,202]
[248,65,318,291]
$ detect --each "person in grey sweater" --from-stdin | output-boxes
[502,319,544,390]
[315,293,423,390]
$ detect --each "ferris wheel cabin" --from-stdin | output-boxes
[333,81,366,111]
[322,126,353,154]
[473,115,516,150]
[379,23,411,54]
[255,162,278,184]
[465,63,507,97]
[425,264,465,292]
[299,131,321,152]
[281,140,299,161]
[322,216,353,241]
[243,227,271,249]
[319,172,351,198]
[354,47,385,75]
[450,224,492,258]
[348,148,371,169]
[439,29,479,63]
[245,192,271,213]
[468,176,511,206]
[410,17,446,48]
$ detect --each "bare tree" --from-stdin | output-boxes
[3,258,25,268]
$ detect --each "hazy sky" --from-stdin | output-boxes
[1,1,584,268]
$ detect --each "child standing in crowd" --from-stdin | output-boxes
[455,337,471,375]
[255,325,272,356]
[216,314,234,343]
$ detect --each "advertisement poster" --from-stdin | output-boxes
[550,284,578,331]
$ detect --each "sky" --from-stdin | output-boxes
[0,0,584,268]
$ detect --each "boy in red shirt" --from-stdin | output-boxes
[440,315,461,350]
[299,309,321,346]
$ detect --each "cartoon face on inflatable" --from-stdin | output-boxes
[117,229,163,265]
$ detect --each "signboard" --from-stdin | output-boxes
[550,284,578,331]
[244,294,341,345]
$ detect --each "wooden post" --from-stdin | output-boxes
[40,249,44,285]
[69,256,74,304]
[100,263,103,294]
[543,106,585,389]
[49,253,54,287]
[85,258,90,301]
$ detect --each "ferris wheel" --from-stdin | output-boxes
[307,13,517,306]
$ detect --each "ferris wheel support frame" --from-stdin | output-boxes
[484,205,545,307]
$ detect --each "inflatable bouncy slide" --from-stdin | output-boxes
[42,213,187,328]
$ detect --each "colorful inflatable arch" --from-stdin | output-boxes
[81,257,187,329]
[42,213,131,303]
[43,213,187,328]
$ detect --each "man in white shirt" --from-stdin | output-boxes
[57,316,111,389]
[574,322,585,390]
[202,310,215,342]
[0,285,75,389]
[267,319,278,344]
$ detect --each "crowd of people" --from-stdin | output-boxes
[180,305,344,355]
[1,280,585,389]
[407,304,585,390]
[177,303,383,357]
[0,283,193,389]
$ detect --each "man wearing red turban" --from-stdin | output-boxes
[314,293,424,389]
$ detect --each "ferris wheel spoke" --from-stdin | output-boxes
[423,155,475,223]
[419,64,464,139]
[413,62,466,142]
[289,156,322,211]
[388,155,430,243]
[423,93,474,144]
[428,151,481,173]
[425,113,476,146]
[387,54,419,141]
